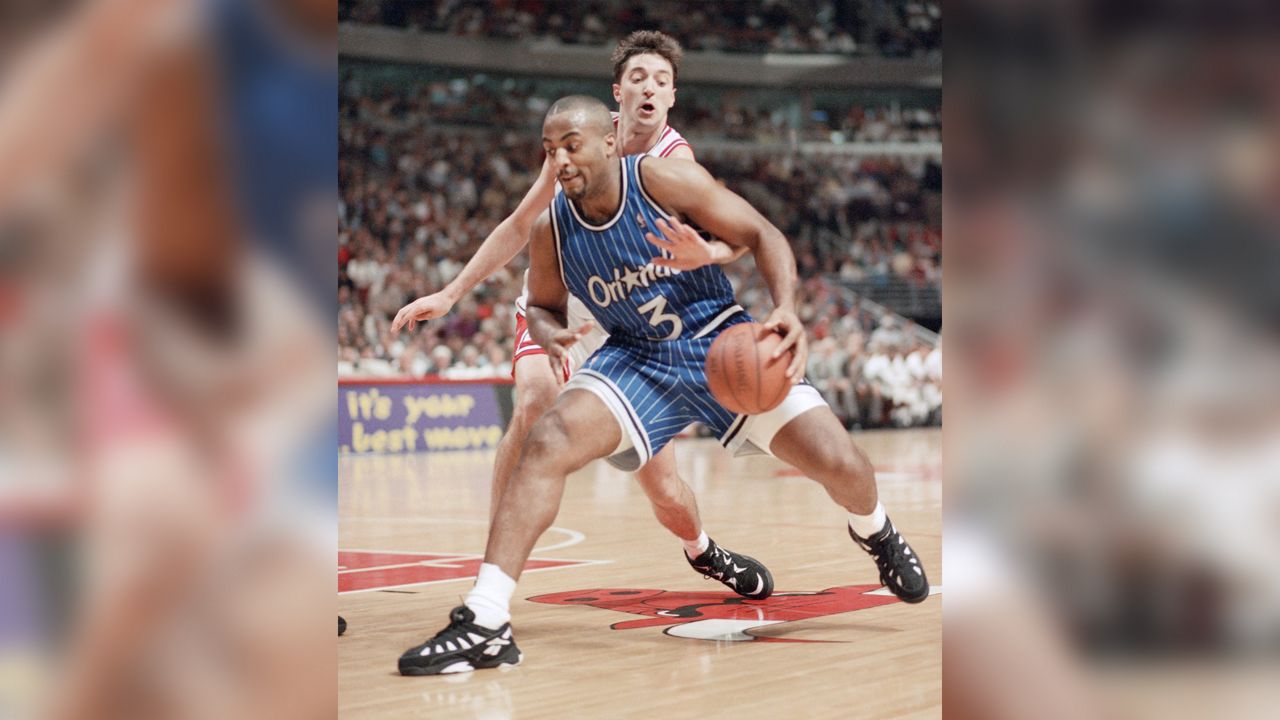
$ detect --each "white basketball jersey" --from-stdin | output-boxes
[516,118,691,370]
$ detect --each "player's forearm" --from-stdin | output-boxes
[709,241,749,265]
[440,215,533,303]
[440,159,557,302]
[716,242,747,265]
[525,304,568,349]
[752,227,798,311]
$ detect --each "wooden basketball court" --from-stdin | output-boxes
[340,428,941,718]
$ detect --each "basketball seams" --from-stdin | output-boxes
[723,326,752,414]
[762,330,783,409]
[724,336,748,414]
[751,326,763,414]
[706,323,795,415]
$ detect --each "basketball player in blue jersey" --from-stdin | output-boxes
[397,96,930,675]
[393,32,771,601]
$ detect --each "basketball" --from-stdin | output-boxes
[706,322,793,415]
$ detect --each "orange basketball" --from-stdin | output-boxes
[706,322,793,415]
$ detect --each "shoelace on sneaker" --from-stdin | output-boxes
[423,607,486,649]
[867,532,915,586]
[696,545,734,580]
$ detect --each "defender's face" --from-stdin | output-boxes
[542,110,615,199]
[612,53,676,132]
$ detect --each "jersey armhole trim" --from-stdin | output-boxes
[549,203,569,290]
[633,155,675,221]
[660,140,692,158]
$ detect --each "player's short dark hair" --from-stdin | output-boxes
[611,30,682,84]
[545,95,614,136]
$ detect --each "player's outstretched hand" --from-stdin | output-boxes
[544,321,594,384]
[391,292,454,334]
[645,217,717,271]
[762,308,807,383]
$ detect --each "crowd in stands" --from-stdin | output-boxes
[676,100,941,145]
[803,303,943,429]
[340,0,941,59]
[694,151,940,282]
[341,69,941,144]
[339,78,941,427]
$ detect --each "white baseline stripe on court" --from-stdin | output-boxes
[337,558,613,595]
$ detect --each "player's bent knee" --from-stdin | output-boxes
[805,438,868,484]
[838,447,875,485]
[520,409,573,470]
[513,380,557,426]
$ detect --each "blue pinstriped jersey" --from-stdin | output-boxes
[550,155,737,341]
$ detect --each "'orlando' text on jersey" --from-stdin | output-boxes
[550,156,738,341]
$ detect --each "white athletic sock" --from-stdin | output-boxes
[464,563,516,629]
[848,502,888,539]
[682,530,710,559]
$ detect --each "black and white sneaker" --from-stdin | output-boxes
[850,518,930,603]
[687,538,774,600]
[398,606,522,676]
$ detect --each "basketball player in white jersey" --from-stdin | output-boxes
[392,32,770,598]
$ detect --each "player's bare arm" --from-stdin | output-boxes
[640,157,806,380]
[391,156,558,333]
[524,210,593,379]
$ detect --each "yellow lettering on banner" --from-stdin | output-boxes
[350,422,421,454]
[347,389,393,420]
[422,425,503,450]
[404,393,478,423]
[352,421,370,452]
[375,391,392,419]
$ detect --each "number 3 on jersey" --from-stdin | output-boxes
[637,295,684,340]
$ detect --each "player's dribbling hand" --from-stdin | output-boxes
[391,293,454,334]
[645,217,716,271]
[544,321,594,385]
[762,308,807,383]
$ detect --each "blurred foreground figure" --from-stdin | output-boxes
[945,1,1280,719]
[0,0,335,718]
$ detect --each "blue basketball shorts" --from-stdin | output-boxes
[562,311,827,471]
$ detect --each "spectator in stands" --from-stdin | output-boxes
[807,338,848,426]
[887,342,929,427]
[486,342,512,378]
[444,343,487,380]
[338,346,359,376]
[843,331,880,429]
[870,315,905,349]
[862,339,894,424]
[397,345,426,377]
[357,345,395,376]
[425,345,453,377]
[924,338,942,424]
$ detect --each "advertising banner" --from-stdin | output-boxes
[339,380,510,454]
